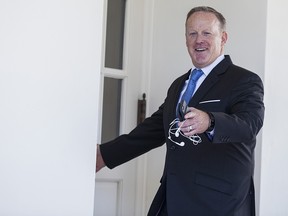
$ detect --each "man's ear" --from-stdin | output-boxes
[221,31,228,45]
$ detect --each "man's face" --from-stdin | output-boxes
[185,11,227,68]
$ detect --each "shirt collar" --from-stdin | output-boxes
[192,55,225,77]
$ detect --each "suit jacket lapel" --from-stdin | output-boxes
[189,55,233,107]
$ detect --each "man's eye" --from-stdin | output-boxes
[203,32,211,36]
[189,32,197,36]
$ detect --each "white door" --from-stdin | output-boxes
[94,0,148,215]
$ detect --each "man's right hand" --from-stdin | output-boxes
[96,144,106,172]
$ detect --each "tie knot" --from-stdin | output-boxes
[191,69,203,81]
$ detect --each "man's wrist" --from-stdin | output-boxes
[206,112,215,132]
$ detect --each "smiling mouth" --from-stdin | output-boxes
[195,48,207,52]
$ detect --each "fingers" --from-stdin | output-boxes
[185,124,196,136]
[182,123,197,136]
[178,107,210,134]
[184,107,197,119]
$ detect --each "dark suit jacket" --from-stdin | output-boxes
[100,55,265,216]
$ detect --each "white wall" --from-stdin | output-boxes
[259,0,288,215]
[0,0,103,215]
[143,0,267,214]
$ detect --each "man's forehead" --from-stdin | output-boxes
[186,12,220,28]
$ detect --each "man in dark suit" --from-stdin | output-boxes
[96,6,264,216]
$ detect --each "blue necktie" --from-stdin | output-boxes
[177,69,203,120]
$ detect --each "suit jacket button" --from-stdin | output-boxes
[170,145,176,150]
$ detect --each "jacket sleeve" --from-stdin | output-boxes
[100,104,166,169]
[212,73,264,144]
